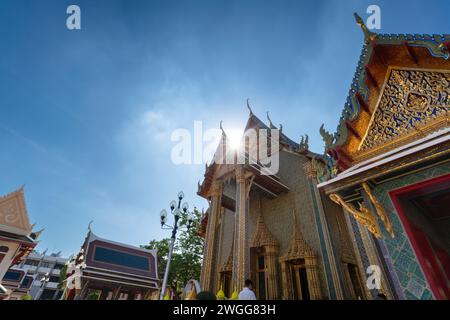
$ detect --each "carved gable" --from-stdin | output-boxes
[356,68,450,161]
[0,188,32,235]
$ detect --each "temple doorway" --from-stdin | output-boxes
[390,173,450,300]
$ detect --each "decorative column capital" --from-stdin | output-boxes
[210,180,223,197]
[303,161,317,180]
[235,166,246,183]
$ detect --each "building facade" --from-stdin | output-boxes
[0,187,41,300]
[197,14,450,300]
[197,109,363,300]
[9,251,68,300]
[317,15,450,300]
[62,228,159,300]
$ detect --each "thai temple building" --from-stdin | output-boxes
[197,14,450,300]
[0,187,42,300]
[62,226,159,300]
[317,14,450,300]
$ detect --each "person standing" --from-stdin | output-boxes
[238,279,257,300]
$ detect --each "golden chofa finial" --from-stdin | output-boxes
[353,12,377,41]
[246,98,254,116]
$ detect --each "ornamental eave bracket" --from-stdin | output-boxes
[330,182,394,239]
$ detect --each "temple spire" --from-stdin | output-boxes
[353,12,377,41]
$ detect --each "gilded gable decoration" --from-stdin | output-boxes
[250,212,278,248]
[279,209,321,300]
[0,187,32,235]
[279,210,315,261]
[318,12,450,172]
[357,68,450,160]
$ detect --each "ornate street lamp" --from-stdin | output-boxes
[159,191,194,300]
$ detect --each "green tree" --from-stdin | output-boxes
[58,263,68,290]
[142,207,204,294]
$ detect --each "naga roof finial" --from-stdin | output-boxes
[32,228,45,240]
[246,98,253,116]
[88,220,94,232]
[320,124,335,152]
[266,111,274,128]
[353,12,376,41]
[219,120,226,136]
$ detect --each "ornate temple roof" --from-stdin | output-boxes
[197,100,322,198]
[321,13,450,172]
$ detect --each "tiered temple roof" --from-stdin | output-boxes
[321,13,450,173]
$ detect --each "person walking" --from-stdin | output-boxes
[238,279,257,300]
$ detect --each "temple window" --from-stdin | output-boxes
[249,209,280,300]
[279,211,322,300]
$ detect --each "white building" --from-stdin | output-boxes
[14,251,68,300]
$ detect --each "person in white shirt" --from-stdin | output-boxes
[238,279,257,300]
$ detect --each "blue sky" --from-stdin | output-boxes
[0,0,449,256]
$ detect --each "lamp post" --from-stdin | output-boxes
[159,191,194,300]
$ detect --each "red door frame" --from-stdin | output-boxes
[389,173,450,300]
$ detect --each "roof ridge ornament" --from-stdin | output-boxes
[88,220,94,232]
[299,134,309,151]
[219,120,226,137]
[354,12,377,42]
[246,98,254,116]
[266,111,276,129]
[320,124,335,152]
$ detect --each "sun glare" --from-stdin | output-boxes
[227,129,243,150]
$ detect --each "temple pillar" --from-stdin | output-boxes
[233,166,250,291]
[304,161,344,299]
[265,245,279,299]
[305,256,322,300]
[280,262,289,299]
[200,181,223,291]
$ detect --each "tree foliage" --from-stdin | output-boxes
[142,207,204,293]
[58,263,68,290]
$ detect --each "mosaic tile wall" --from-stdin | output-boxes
[348,215,376,299]
[372,162,450,300]
[308,179,337,300]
